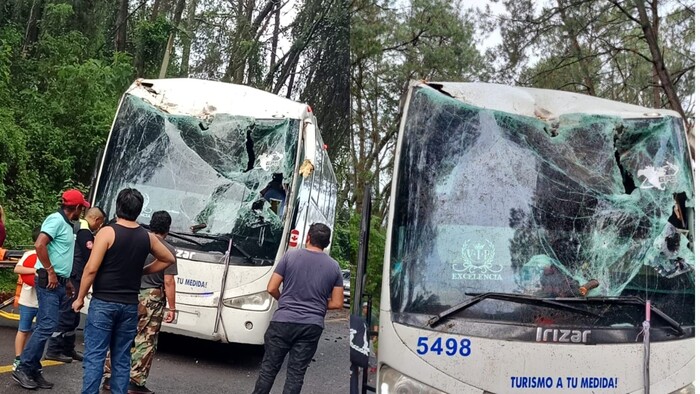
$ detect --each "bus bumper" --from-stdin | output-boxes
[160,304,273,345]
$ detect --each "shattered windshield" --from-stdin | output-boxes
[95,94,299,262]
[390,86,694,330]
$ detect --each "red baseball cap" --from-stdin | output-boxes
[62,189,90,208]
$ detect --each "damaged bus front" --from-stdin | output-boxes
[88,79,337,344]
[378,81,694,393]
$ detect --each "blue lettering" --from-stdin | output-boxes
[511,376,615,389]
[581,377,616,388]
[182,279,208,288]
[582,378,590,388]
[510,377,553,389]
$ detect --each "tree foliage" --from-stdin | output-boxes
[486,0,694,127]
[0,0,348,248]
[0,3,134,246]
[330,209,386,308]
[345,0,485,219]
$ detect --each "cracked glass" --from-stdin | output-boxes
[95,94,299,263]
[389,86,694,330]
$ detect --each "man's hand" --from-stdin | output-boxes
[47,270,58,289]
[164,310,176,323]
[72,297,84,313]
[266,273,283,300]
[66,280,75,298]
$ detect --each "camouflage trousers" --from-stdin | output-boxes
[104,288,165,386]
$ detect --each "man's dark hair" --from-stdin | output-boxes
[31,227,41,242]
[115,188,144,221]
[308,223,331,249]
[149,211,171,235]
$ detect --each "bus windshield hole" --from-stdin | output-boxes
[245,128,256,172]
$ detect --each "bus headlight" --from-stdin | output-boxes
[222,291,272,311]
[379,365,446,394]
[670,383,694,394]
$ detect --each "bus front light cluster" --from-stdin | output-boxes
[379,365,445,394]
[222,291,272,311]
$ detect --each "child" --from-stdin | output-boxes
[12,228,41,371]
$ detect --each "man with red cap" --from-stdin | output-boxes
[12,189,90,390]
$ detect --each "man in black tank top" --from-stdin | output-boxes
[71,188,176,394]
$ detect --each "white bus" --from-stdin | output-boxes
[87,78,337,344]
[376,81,694,393]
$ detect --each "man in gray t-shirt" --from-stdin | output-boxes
[252,223,344,394]
[141,242,178,298]
[103,211,178,393]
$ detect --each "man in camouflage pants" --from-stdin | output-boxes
[103,211,177,394]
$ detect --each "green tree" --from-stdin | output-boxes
[0,4,133,246]
[347,0,486,219]
[0,0,347,251]
[490,0,694,127]
[331,209,386,310]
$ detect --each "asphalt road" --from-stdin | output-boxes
[0,310,354,394]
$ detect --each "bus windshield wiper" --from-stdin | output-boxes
[541,296,685,336]
[166,230,204,246]
[427,292,603,328]
[168,230,253,261]
[139,223,205,247]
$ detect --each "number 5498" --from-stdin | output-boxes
[416,336,471,357]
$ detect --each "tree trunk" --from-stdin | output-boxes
[651,68,661,108]
[633,0,687,125]
[272,49,302,94]
[650,0,661,108]
[286,72,295,98]
[158,0,187,78]
[115,0,128,52]
[158,34,175,79]
[150,0,162,21]
[22,0,43,56]
[225,0,276,83]
[556,0,596,96]
[269,0,280,73]
[269,3,329,93]
[179,0,198,77]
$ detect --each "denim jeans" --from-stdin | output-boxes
[252,321,323,394]
[17,304,39,332]
[18,282,66,376]
[47,278,81,355]
[81,298,138,394]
